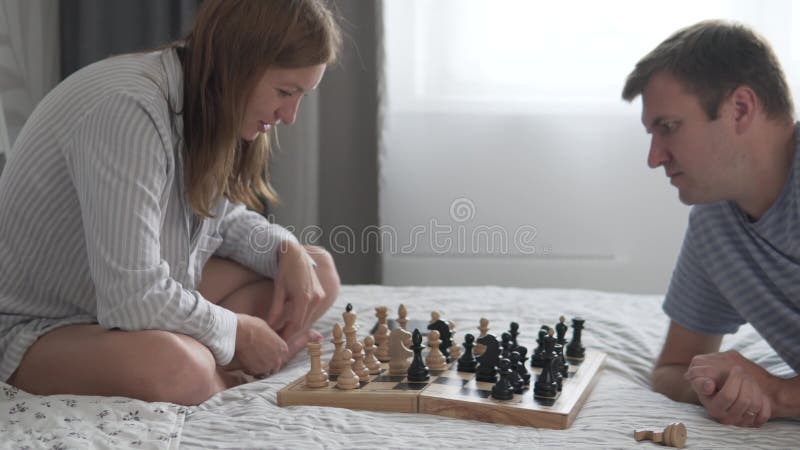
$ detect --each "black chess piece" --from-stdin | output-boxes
[531,327,549,368]
[533,333,558,399]
[515,345,531,385]
[407,329,430,382]
[555,342,569,379]
[566,317,586,359]
[457,333,478,372]
[500,332,513,360]
[427,319,452,362]
[475,334,499,382]
[552,343,564,391]
[509,322,520,350]
[491,358,515,400]
[555,316,568,346]
[508,351,525,394]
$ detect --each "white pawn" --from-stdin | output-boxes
[425,330,448,371]
[374,323,391,362]
[448,320,461,360]
[397,304,408,330]
[363,336,382,374]
[335,349,360,390]
[305,342,329,388]
[389,327,413,375]
[328,323,345,375]
[430,311,441,324]
[351,341,370,382]
[474,317,490,356]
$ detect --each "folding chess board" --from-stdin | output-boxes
[277,350,606,429]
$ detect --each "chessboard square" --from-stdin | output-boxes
[373,375,405,383]
[459,387,491,398]
[361,381,399,391]
[394,382,430,391]
[433,377,468,386]
[429,369,447,376]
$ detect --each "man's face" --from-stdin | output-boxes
[641,72,741,205]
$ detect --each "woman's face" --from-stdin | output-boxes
[241,64,327,141]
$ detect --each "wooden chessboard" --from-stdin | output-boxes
[277,350,606,429]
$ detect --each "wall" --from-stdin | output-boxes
[0,0,59,151]
[381,109,690,295]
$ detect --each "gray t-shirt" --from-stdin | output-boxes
[664,123,800,372]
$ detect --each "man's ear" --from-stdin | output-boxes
[728,85,758,134]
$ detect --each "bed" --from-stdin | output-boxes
[1,285,797,449]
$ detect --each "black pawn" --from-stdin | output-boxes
[428,319,452,362]
[407,329,429,382]
[491,359,515,401]
[556,342,569,379]
[508,352,525,394]
[509,322,520,350]
[552,343,564,391]
[457,333,478,372]
[476,334,500,383]
[555,316,568,346]
[531,327,549,368]
[515,345,531,385]
[566,317,586,359]
[533,333,558,398]
[500,332,513,360]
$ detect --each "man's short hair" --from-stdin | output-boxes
[622,20,794,122]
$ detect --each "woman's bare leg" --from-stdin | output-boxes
[8,325,232,405]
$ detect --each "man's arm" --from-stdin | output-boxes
[652,320,723,403]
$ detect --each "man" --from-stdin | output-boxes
[622,20,800,427]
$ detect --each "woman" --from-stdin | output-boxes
[0,0,342,405]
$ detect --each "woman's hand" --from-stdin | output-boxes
[269,241,325,337]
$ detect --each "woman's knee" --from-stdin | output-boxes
[304,245,340,303]
[136,331,223,405]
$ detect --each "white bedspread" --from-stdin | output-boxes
[2,286,798,449]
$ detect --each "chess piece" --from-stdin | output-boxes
[335,349,360,390]
[490,358,515,400]
[509,322,520,350]
[304,342,329,388]
[457,333,478,372]
[351,341,370,382]
[363,336,382,374]
[531,327,549,368]
[327,323,346,375]
[533,332,558,398]
[500,332,513,360]
[374,323,391,362]
[551,340,564,391]
[515,345,531,385]
[448,320,461,360]
[634,422,687,449]
[556,341,569,379]
[566,317,586,359]
[474,318,489,356]
[555,315,568,346]
[427,319,452,362]
[430,311,441,324]
[389,327,413,375]
[509,351,526,393]
[343,303,359,353]
[425,330,448,371]
[475,334,499,383]
[375,306,389,328]
[407,329,430,381]
[397,304,408,330]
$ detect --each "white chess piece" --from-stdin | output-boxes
[425,330,448,371]
[305,342,329,388]
[335,349,360,390]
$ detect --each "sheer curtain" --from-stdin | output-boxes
[381,0,799,294]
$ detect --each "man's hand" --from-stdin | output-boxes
[684,351,772,427]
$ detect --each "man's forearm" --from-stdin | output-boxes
[652,364,699,404]
[767,375,800,418]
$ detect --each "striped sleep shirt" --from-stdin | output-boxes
[0,48,296,382]
[664,123,800,372]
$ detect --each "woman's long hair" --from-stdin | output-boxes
[179,0,341,216]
